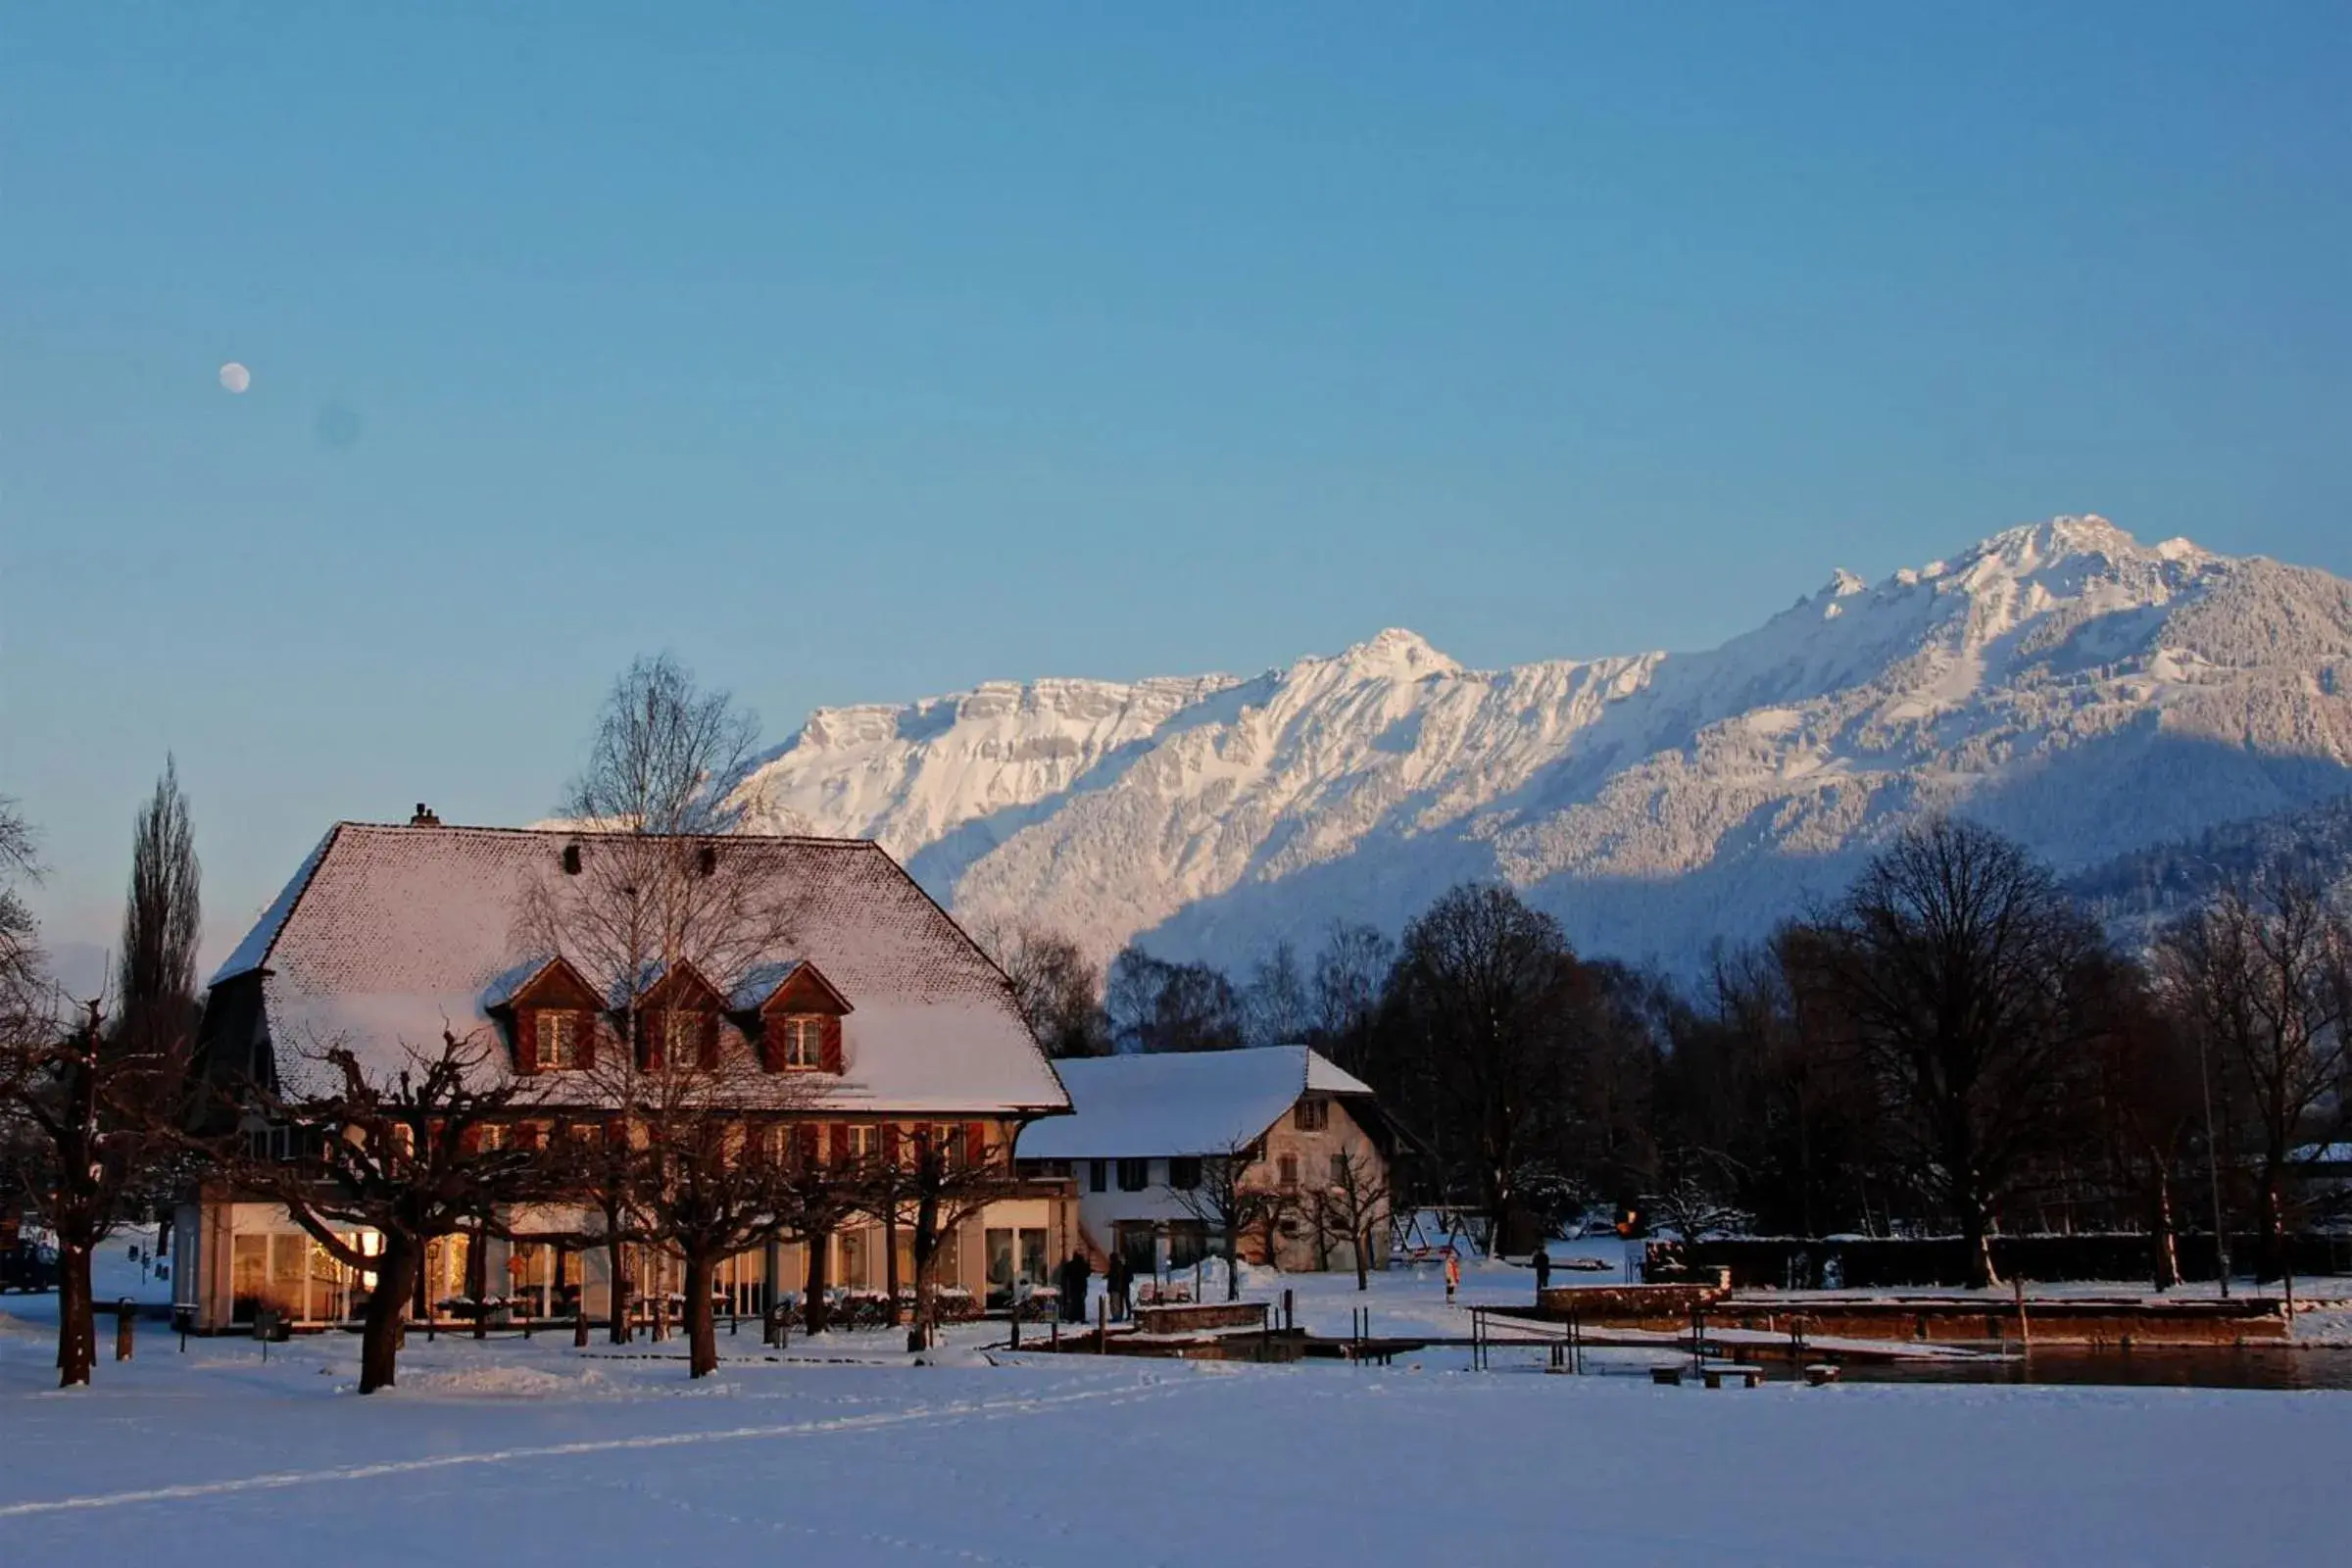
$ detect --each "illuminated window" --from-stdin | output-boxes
[778,1015,824,1069]
[536,1011,583,1069]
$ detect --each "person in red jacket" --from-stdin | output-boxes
[1444,1247,1461,1305]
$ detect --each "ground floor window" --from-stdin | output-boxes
[984,1226,1050,1308]
[229,1231,368,1325]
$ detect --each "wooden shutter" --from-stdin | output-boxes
[794,1122,818,1168]
[515,1009,539,1075]
[696,1014,719,1071]
[820,1016,844,1074]
[963,1122,987,1168]
[882,1123,901,1168]
[574,1012,597,1071]
[828,1122,849,1165]
[460,1125,483,1154]
[642,1012,663,1073]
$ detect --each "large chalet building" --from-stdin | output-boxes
[175,817,1077,1333]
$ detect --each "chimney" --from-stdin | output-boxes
[409,803,442,827]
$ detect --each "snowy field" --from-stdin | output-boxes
[5,1256,2350,1567]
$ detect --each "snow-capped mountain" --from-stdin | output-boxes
[730,517,2352,972]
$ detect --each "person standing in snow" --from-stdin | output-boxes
[1532,1245,1552,1296]
[1106,1249,1133,1321]
[1060,1251,1091,1323]
[1444,1247,1461,1305]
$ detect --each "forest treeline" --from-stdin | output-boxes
[982,816,2352,1290]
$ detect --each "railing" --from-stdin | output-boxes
[1469,1304,1588,1373]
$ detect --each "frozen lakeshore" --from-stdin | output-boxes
[4,1287,2347,1567]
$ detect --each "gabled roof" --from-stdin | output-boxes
[208,821,1069,1114]
[730,958,852,1014]
[479,954,599,1011]
[633,958,726,1011]
[1015,1045,1373,1161]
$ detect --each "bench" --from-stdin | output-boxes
[1803,1363,1841,1387]
[1701,1362,1763,1390]
[1648,1365,1685,1387]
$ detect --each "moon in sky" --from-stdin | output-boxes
[219,362,251,394]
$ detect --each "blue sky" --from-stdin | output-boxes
[6,3,2350,974]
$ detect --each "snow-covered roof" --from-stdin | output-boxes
[1015,1046,1373,1160]
[730,959,816,1011]
[209,822,1069,1115]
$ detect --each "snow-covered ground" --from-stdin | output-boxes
[5,1250,2350,1565]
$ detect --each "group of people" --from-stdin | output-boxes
[1049,1249,1141,1323]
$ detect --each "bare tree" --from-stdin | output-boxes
[1644,1148,1753,1247]
[975,921,1105,1058]
[0,801,49,1263]
[529,654,799,1344]
[564,652,759,835]
[1311,920,1394,1073]
[773,1142,868,1334]
[1379,883,1586,1251]
[0,799,41,1042]
[549,1095,652,1345]
[4,1001,193,1386]
[2156,869,2352,1280]
[624,1084,823,1377]
[894,1122,1019,1351]
[2082,957,2201,1289]
[1318,1144,1392,1291]
[1796,819,2110,1289]
[1,785,203,1386]
[1168,1137,1271,1301]
[225,1031,549,1394]
[1243,942,1313,1047]
[1104,948,1244,1054]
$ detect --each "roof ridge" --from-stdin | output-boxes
[334,820,888,849]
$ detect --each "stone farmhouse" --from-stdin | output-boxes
[1014,1047,1393,1279]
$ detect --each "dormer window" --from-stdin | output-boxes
[537,1011,586,1069]
[737,960,850,1073]
[778,1015,823,1070]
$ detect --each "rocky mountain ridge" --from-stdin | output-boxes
[729,516,2352,972]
